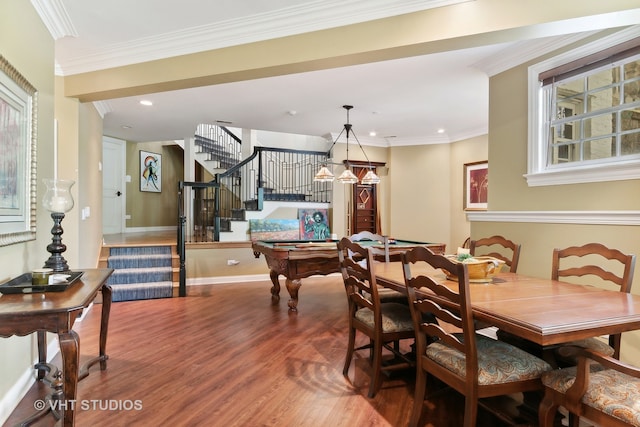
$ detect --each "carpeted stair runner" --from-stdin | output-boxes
[107,246,173,302]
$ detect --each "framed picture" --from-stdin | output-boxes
[299,208,330,240]
[140,150,162,192]
[464,161,488,211]
[249,219,300,241]
[0,55,37,247]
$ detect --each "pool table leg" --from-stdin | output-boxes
[285,278,302,311]
[269,270,281,300]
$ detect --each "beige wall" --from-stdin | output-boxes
[125,142,184,228]
[54,76,104,269]
[476,29,640,363]
[0,0,57,419]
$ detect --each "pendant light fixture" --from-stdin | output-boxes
[314,105,381,185]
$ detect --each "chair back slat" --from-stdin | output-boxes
[402,246,476,365]
[338,238,386,317]
[470,235,521,273]
[552,243,636,292]
[551,242,636,360]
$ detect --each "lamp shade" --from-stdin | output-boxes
[361,170,381,184]
[337,168,359,184]
[313,166,335,182]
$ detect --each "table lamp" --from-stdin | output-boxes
[42,179,75,272]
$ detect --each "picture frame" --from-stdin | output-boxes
[140,150,162,192]
[249,219,300,241]
[0,55,37,247]
[298,208,330,240]
[463,161,488,211]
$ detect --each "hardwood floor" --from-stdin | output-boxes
[4,275,537,427]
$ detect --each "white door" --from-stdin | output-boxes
[102,136,125,234]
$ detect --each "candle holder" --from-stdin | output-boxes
[42,179,75,272]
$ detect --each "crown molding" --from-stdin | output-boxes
[92,101,112,119]
[472,32,597,77]
[51,0,473,75]
[30,0,77,40]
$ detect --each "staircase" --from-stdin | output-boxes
[98,243,180,302]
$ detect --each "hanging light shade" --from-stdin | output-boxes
[337,168,359,184]
[313,165,335,182]
[361,169,381,184]
[314,105,381,185]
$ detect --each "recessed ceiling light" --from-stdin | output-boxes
[121,125,132,129]
[369,131,377,137]
[140,100,153,106]
[437,128,445,134]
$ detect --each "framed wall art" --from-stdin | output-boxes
[249,219,300,241]
[140,150,162,192]
[0,55,37,246]
[463,161,488,211]
[299,208,330,240]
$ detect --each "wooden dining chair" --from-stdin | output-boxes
[469,235,521,273]
[539,346,640,427]
[337,237,415,398]
[402,246,552,427]
[348,231,406,303]
[552,243,636,360]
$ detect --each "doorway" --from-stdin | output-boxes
[102,136,126,234]
[349,162,385,235]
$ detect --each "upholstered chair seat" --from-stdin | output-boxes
[354,302,414,332]
[539,346,640,427]
[427,334,552,385]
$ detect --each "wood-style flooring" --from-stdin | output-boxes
[4,273,545,427]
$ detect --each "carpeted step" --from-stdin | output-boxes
[106,245,174,302]
[107,254,172,269]
[107,266,173,285]
[111,281,173,302]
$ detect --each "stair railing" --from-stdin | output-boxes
[194,124,242,169]
[215,146,333,216]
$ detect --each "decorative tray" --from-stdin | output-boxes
[0,271,84,294]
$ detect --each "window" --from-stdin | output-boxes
[525,27,640,186]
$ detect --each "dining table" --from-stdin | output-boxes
[373,261,640,348]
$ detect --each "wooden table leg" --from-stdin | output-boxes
[79,285,112,380]
[98,284,111,370]
[36,330,47,380]
[59,330,80,427]
[269,270,281,300]
[285,278,302,311]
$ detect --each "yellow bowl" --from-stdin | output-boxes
[443,256,505,283]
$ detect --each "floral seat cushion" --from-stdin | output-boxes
[542,366,640,426]
[355,302,413,333]
[426,334,552,384]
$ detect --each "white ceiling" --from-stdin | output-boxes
[34,0,623,145]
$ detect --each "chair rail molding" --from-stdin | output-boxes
[466,211,640,226]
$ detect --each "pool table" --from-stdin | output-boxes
[252,238,446,311]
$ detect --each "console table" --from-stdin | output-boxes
[0,268,114,426]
